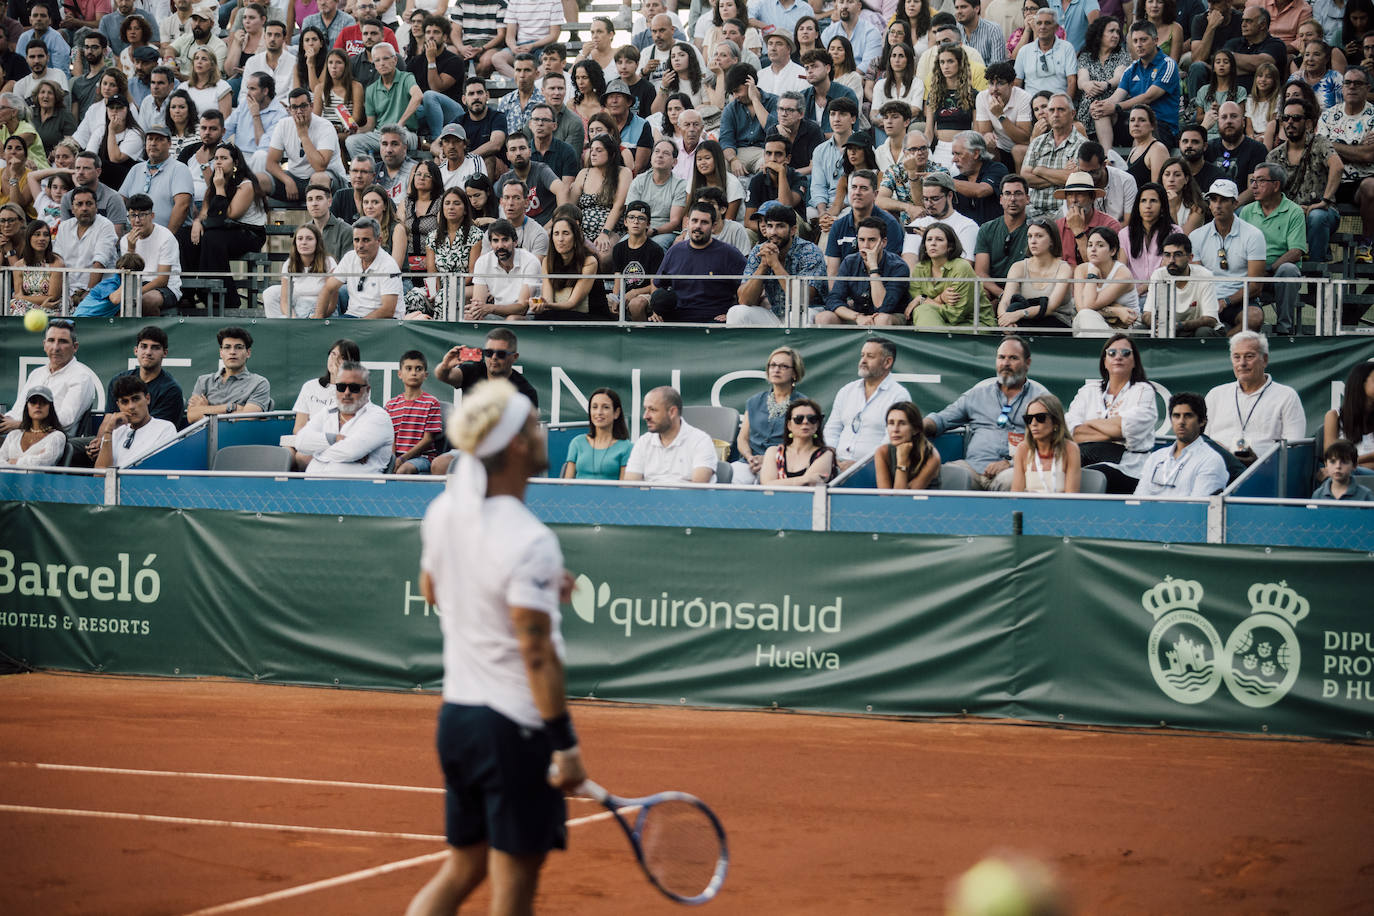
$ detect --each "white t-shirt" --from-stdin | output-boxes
[336,249,404,318]
[110,417,178,466]
[902,209,979,262]
[16,68,68,97]
[974,85,1032,152]
[243,49,298,104]
[269,113,346,179]
[185,80,232,117]
[757,60,807,97]
[421,492,565,728]
[625,419,718,483]
[1144,264,1217,322]
[1204,377,1307,454]
[292,377,336,417]
[473,248,542,305]
[439,154,484,189]
[119,224,182,298]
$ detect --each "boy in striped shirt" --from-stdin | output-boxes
[386,350,445,474]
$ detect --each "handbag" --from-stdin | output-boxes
[1008,293,1051,319]
[1079,441,1127,465]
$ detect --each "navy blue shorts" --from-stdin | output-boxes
[436,703,567,855]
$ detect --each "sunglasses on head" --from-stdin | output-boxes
[335,382,366,393]
[1025,411,1051,424]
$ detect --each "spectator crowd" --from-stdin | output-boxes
[2,0,1372,335]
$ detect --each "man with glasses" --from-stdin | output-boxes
[1141,232,1220,336]
[903,172,979,268]
[628,138,687,247]
[879,133,945,225]
[974,173,1030,304]
[466,218,542,318]
[293,362,394,476]
[612,200,663,319]
[53,186,118,305]
[1205,101,1267,203]
[1,317,99,437]
[523,102,577,178]
[1133,392,1229,497]
[313,216,404,318]
[116,192,182,317]
[1013,7,1076,98]
[974,61,1032,171]
[950,130,1008,224]
[732,202,826,327]
[771,90,822,176]
[261,87,346,202]
[93,376,179,469]
[1020,91,1084,219]
[118,122,193,234]
[68,32,111,117]
[823,337,912,470]
[1317,66,1374,263]
[334,154,375,222]
[1223,5,1287,93]
[1188,178,1266,335]
[186,326,272,424]
[923,335,1048,490]
[1269,99,1341,263]
[1238,162,1307,336]
[429,325,540,476]
[530,71,584,155]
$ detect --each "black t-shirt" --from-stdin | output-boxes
[529,136,580,178]
[746,167,807,220]
[456,361,539,407]
[1223,35,1288,92]
[459,108,509,153]
[623,76,656,118]
[0,51,24,86]
[1205,137,1267,187]
[954,160,1008,226]
[331,187,360,222]
[611,236,665,290]
[787,119,823,172]
[1189,159,1226,195]
[407,49,464,100]
[1189,10,1243,50]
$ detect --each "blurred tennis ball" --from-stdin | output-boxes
[948,855,1066,916]
[23,309,48,333]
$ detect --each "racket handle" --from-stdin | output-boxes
[576,780,610,803]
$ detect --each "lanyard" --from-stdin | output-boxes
[1233,379,1272,439]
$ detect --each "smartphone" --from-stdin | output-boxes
[459,346,483,362]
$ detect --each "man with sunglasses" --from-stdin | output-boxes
[431,328,539,476]
[93,376,178,469]
[1268,99,1341,264]
[293,362,394,476]
[923,335,1048,490]
[1317,66,1374,264]
[187,326,272,423]
[313,216,404,319]
[1188,178,1266,335]
[1133,392,1229,497]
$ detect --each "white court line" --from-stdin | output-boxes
[3,761,446,795]
[179,810,625,916]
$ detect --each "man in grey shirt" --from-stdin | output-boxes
[186,326,273,424]
[627,138,688,248]
[60,150,129,233]
[923,335,1048,491]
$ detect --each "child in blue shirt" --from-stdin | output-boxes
[73,253,144,317]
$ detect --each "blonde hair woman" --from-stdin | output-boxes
[1012,392,1081,493]
[186,48,233,119]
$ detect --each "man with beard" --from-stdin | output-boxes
[99,0,160,53]
[649,200,747,322]
[458,76,509,179]
[435,123,483,189]
[639,13,677,82]
[923,335,1048,490]
[821,0,881,71]
[494,132,564,225]
[1205,101,1268,203]
[743,133,805,233]
[293,362,394,476]
[53,186,117,303]
[1072,140,1136,224]
[466,218,542,319]
[60,150,128,229]
[1267,98,1341,263]
[1177,124,1224,197]
[624,386,718,484]
[223,72,286,172]
[1141,232,1220,336]
[730,202,826,327]
[244,18,297,105]
[68,31,110,116]
[824,337,912,469]
[170,2,227,81]
[903,172,978,268]
[973,173,1029,304]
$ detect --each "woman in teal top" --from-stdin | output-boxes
[561,387,633,480]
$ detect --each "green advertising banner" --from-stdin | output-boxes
[2,502,1372,739]
[3,319,1371,437]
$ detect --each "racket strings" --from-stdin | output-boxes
[637,799,723,900]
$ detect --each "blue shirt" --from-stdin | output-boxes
[1119,49,1181,130]
[824,208,904,262]
[1055,0,1100,51]
[824,250,910,314]
[809,138,843,209]
[657,238,747,321]
[821,18,882,72]
[753,0,814,35]
[225,100,287,157]
[1189,216,1266,300]
[18,27,69,71]
[719,89,778,151]
[71,273,122,316]
[119,158,195,229]
[799,81,858,135]
[743,236,826,316]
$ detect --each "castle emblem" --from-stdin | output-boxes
[1143,577,1223,704]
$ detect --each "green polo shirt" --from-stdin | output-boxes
[1238,196,1308,263]
[365,70,421,132]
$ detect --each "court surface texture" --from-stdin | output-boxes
[1,673,1369,914]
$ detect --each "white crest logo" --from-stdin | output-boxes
[1143,577,1307,708]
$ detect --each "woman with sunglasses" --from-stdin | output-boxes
[760,398,835,487]
[1064,332,1158,493]
[0,385,64,466]
[292,338,362,434]
[874,400,939,490]
[1012,393,1080,492]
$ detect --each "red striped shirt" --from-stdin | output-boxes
[385,393,444,458]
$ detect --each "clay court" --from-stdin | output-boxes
[1,672,1370,915]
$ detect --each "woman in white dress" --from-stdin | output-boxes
[1065,332,1160,493]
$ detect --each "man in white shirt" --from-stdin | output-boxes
[824,337,913,469]
[118,194,182,315]
[53,186,119,303]
[313,217,404,318]
[435,123,483,189]
[1134,391,1230,498]
[1204,331,1307,463]
[757,31,806,96]
[466,219,542,319]
[1142,233,1221,337]
[93,375,178,468]
[14,40,67,97]
[242,18,295,105]
[0,318,100,437]
[902,173,979,268]
[294,362,395,475]
[259,87,346,203]
[624,385,718,483]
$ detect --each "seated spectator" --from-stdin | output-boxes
[333,155,374,223]
[0,91,45,171]
[1205,100,1267,194]
[924,335,1046,490]
[465,218,541,319]
[996,217,1073,328]
[1020,91,1084,219]
[187,326,272,423]
[1065,333,1159,493]
[561,386,633,480]
[1122,181,1178,297]
[819,216,911,325]
[458,77,511,178]
[1204,330,1306,462]
[404,186,484,318]
[878,132,941,226]
[164,90,201,160]
[1269,97,1341,265]
[1014,7,1075,100]
[975,60,1033,171]
[0,384,65,465]
[760,397,835,486]
[387,350,444,475]
[759,31,806,96]
[902,172,978,268]
[223,72,286,172]
[873,100,914,176]
[718,63,779,176]
[730,202,825,327]
[92,93,142,188]
[434,328,539,408]
[824,337,912,469]
[626,137,687,247]
[1318,66,1374,262]
[731,346,808,485]
[493,176,550,258]
[825,164,904,273]
[874,400,940,490]
[534,213,611,319]
[293,362,395,476]
[496,132,565,227]
[1087,20,1180,148]
[908,222,985,327]
[650,199,746,322]
[624,385,718,483]
[117,193,182,316]
[118,119,193,231]
[184,47,231,119]
[612,199,664,320]
[686,137,743,221]
[72,251,142,317]
[97,325,185,434]
[950,130,1008,224]
[677,184,751,252]
[260,87,347,203]
[92,375,179,468]
[1311,439,1374,500]
[1073,226,1140,336]
[435,124,485,190]
[314,217,404,319]
[1142,231,1221,336]
[304,181,353,259]
[1011,392,1082,493]
[266,224,338,318]
[1322,361,1374,477]
[1134,391,1230,498]
[1237,161,1307,336]
[53,185,117,305]
[821,134,880,233]
[742,133,807,235]
[524,101,580,179]
[7,218,63,315]
[771,89,823,175]
[292,339,358,433]
[1189,178,1266,334]
[0,317,98,437]
[1054,169,1123,269]
[0,136,34,217]
[317,48,364,144]
[26,165,70,229]
[0,201,23,255]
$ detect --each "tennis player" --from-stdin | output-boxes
[408,379,589,916]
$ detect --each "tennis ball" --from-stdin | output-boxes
[948,855,1064,916]
[23,309,48,333]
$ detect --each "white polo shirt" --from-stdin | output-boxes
[336,249,404,318]
[472,248,542,305]
[109,417,178,467]
[625,419,718,484]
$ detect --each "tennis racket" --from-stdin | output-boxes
[578,780,729,905]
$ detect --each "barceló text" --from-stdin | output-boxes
[0,550,162,604]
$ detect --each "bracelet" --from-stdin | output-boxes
[543,712,578,751]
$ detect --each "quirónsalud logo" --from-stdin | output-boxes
[1143,577,1308,709]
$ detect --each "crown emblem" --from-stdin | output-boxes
[1245,580,1309,627]
[1141,576,1205,620]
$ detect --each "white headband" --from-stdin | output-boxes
[472,391,533,458]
